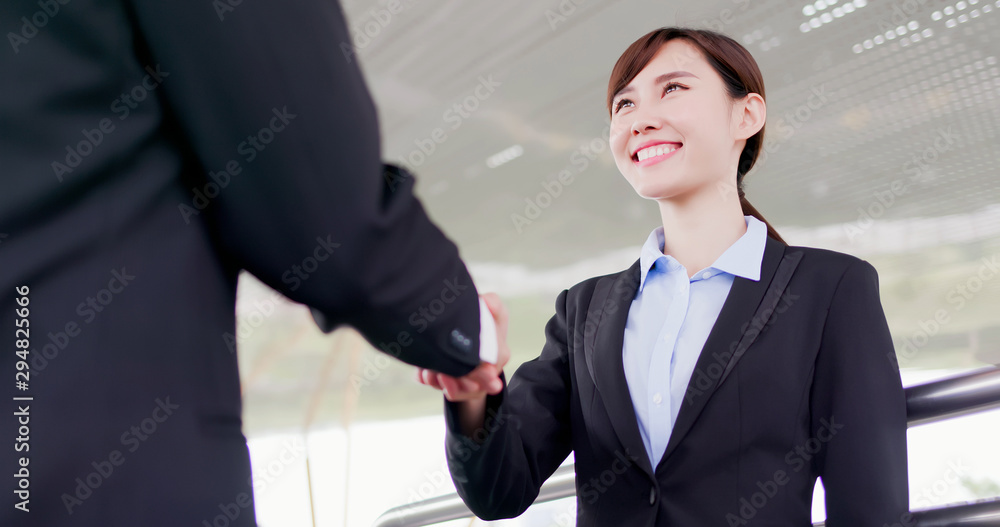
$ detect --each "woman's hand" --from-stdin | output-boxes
[417,292,510,402]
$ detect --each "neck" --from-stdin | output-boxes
[655,188,747,279]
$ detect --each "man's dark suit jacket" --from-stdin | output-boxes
[446,236,910,526]
[0,1,483,525]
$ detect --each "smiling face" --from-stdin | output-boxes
[609,38,759,203]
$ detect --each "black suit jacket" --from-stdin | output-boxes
[0,2,482,525]
[446,236,909,526]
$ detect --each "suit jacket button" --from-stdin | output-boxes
[649,487,656,505]
[450,329,472,353]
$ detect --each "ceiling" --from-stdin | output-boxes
[337,0,1000,271]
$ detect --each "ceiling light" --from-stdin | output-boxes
[486,145,523,168]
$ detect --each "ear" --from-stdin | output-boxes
[732,92,766,141]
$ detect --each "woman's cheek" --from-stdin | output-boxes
[609,131,630,165]
[609,124,628,147]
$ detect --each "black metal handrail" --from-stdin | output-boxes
[373,366,1000,527]
[906,367,1000,426]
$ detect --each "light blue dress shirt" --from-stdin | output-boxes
[622,215,768,468]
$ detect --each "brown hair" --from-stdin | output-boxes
[607,27,785,244]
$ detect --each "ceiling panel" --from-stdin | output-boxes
[337,0,1000,269]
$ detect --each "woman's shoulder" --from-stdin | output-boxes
[554,242,880,307]
[783,241,880,282]
[561,261,639,299]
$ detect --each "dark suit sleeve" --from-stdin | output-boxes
[123,1,480,376]
[444,288,574,520]
[810,260,910,526]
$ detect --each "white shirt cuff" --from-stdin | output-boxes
[478,297,499,364]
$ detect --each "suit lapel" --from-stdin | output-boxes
[584,236,803,479]
[585,258,655,478]
[656,236,799,469]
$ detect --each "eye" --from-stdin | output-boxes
[614,98,633,113]
[663,82,685,95]
[613,83,686,114]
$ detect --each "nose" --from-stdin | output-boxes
[631,113,661,136]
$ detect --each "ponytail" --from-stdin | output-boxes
[738,186,785,245]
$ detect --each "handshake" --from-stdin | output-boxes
[416,293,511,404]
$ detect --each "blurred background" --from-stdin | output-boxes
[231,0,1000,524]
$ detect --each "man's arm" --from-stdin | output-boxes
[125,1,481,376]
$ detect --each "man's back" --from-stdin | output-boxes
[0,1,483,524]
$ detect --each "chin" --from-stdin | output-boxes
[634,187,675,201]
[629,178,684,201]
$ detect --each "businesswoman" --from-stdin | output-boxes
[418,27,909,526]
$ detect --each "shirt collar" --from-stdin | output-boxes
[638,215,768,292]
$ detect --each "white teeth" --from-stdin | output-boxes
[636,144,679,161]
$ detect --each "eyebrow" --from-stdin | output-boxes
[613,71,700,101]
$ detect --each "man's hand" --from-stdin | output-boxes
[417,292,510,402]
